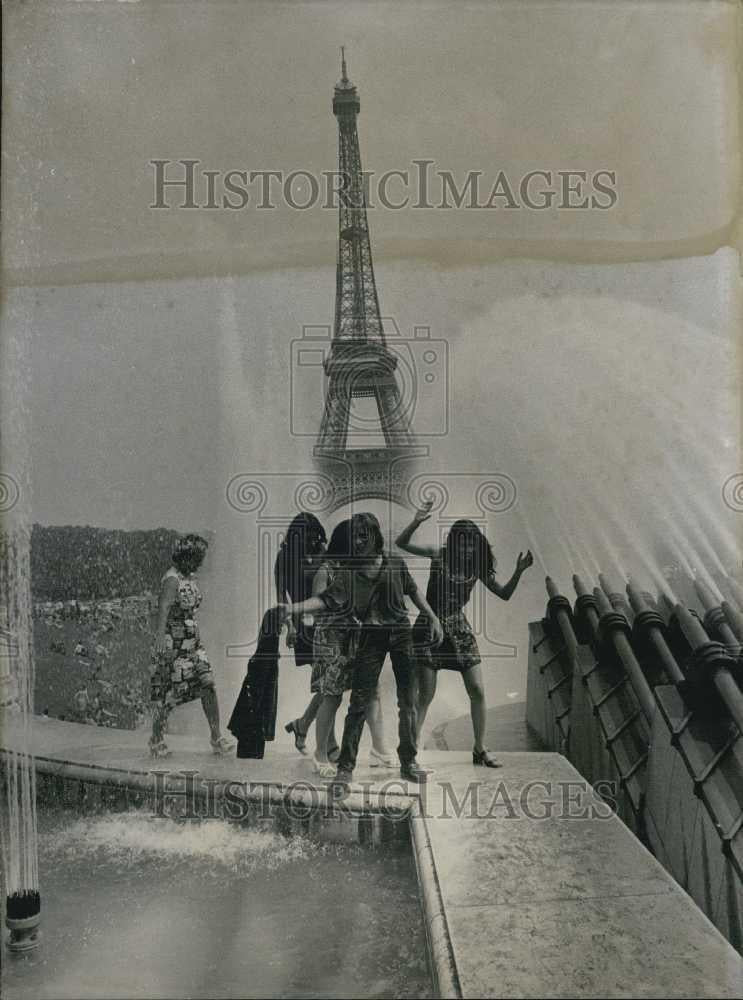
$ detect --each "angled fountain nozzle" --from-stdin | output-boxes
[725,575,743,611]
[693,578,718,613]
[545,576,560,599]
[626,580,649,614]
[657,593,676,620]
[572,573,590,597]
[593,586,613,616]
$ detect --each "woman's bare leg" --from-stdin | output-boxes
[415,664,437,743]
[314,693,342,762]
[150,703,169,745]
[462,664,487,753]
[365,689,389,754]
[200,685,221,742]
[295,692,322,735]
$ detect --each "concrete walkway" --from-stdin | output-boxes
[3,717,742,998]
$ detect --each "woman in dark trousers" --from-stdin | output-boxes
[310,520,393,777]
[277,513,444,788]
[276,513,337,758]
[396,502,533,768]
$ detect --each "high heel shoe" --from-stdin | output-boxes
[285,719,308,755]
[473,748,502,768]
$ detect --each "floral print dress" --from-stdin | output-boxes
[150,569,213,708]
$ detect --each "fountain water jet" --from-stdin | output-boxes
[1,303,41,952]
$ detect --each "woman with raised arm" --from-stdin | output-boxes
[395,502,533,768]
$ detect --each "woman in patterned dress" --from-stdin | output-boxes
[396,503,533,768]
[149,534,235,758]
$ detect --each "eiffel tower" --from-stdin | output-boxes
[314,50,426,509]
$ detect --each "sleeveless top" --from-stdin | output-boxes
[424,549,494,618]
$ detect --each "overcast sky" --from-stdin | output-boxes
[2,0,739,283]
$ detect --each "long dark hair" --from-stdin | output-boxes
[326,519,353,563]
[274,513,327,599]
[325,513,384,563]
[444,519,495,579]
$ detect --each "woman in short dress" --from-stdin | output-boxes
[277,513,337,757]
[309,519,392,778]
[396,503,533,767]
[149,534,235,758]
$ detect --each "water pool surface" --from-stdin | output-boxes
[2,808,431,999]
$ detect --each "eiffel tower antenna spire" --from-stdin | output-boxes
[340,46,348,82]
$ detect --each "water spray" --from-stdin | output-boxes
[1,527,41,954]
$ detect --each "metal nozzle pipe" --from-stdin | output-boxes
[626,582,685,686]
[694,580,740,650]
[545,577,578,656]
[594,587,656,724]
[675,603,743,734]
[572,574,600,644]
[726,576,743,613]
[598,573,634,621]
[721,601,743,643]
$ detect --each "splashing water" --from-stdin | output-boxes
[43,813,329,874]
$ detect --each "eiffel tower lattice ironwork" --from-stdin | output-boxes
[315,50,425,506]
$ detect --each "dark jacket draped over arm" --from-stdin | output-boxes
[227,607,281,759]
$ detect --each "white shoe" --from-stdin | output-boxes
[369,747,395,768]
[210,735,236,756]
[313,755,337,779]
